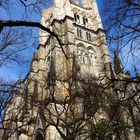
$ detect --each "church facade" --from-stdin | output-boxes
[1,0,139,140]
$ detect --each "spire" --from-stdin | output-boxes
[53,0,73,20]
[113,51,123,74]
[109,62,115,79]
[134,65,140,79]
[125,70,131,78]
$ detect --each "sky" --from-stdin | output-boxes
[0,0,52,81]
[0,0,105,82]
[0,0,139,81]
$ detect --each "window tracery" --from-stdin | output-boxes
[87,46,97,66]
[77,29,82,38]
[77,44,87,65]
[83,17,88,25]
[74,13,80,23]
[86,32,92,41]
[77,44,97,67]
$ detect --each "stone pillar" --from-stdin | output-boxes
[97,30,111,81]
[90,0,102,29]
[53,0,73,20]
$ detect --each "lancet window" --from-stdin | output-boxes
[87,46,97,66]
[77,29,82,38]
[34,129,44,140]
[77,44,97,67]
[77,43,88,65]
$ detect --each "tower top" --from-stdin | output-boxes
[52,0,102,29]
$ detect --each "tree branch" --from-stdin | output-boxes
[0,20,68,58]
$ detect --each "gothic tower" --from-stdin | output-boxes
[2,0,111,140]
[40,0,110,79]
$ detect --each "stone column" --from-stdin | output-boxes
[90,0,102,29]
[53,0,73,20]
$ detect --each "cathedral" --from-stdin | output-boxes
[1,0,139,140]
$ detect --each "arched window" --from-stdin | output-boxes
[74,13,77,21]
[34,129,44,140]
[35,132,44,140]
[83,17,86,25]
[77,43,88,65]
[77,29,82,38]
[83,17,88,25]
[76,44,97,66]
[86,32,92,41]
[74,13,79,22]
[87,46,97,66]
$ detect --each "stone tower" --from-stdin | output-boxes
[40,0,110,78]
[2,0,111,140]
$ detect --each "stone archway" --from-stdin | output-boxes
[34,128,44,140]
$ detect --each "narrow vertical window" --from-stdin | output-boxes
[74,13,77,21]
[74,13,80,23]
[47,56,50,62]
[89,33,91,41]
[79,30,82,38]
[86,32,92,41]
[77,29,82,38]
[77,15,79,20]
[86,32,88,40]
[83,17,86,25]
[77,29,79,37]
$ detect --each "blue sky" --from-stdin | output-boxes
[0,0,139,81]
[97,0,104,10]
[0,0,105,81]
[0,0,51,81]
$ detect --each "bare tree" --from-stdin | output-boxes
[1,52,140,139]
[0,0,140,140]
[103,0,140,73]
